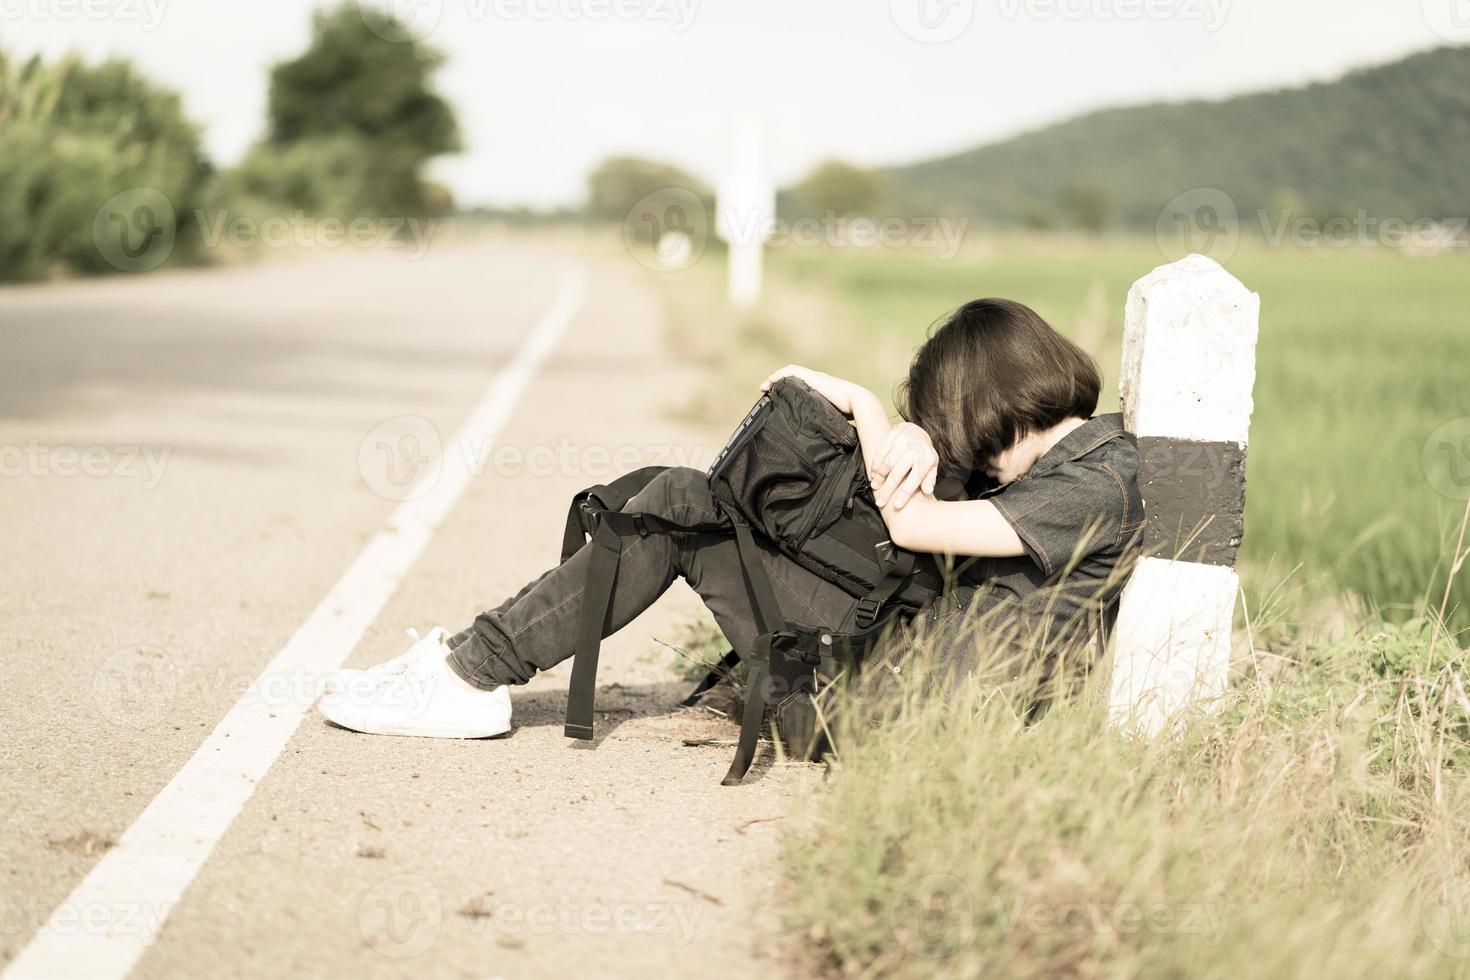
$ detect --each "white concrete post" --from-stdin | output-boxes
[715,116,775,309]
[1107,253,1260,735]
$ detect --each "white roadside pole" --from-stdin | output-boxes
[1107,253,1260,735]
[715,117,775,309]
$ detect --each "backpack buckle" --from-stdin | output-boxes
[854,596,883,629]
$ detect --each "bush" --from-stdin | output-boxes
[0,52,209,282]
[205,135,420,223]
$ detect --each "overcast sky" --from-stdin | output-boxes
[9,0,1462,207]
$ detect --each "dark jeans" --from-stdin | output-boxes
[446,467,865,689]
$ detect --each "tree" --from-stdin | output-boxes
[251,3,460,218]
[268,6,457,154]
[793,159,883,217]
[584,156,708,223]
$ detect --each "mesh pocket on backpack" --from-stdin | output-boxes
[708,377,866,554]
[714,427,824,547]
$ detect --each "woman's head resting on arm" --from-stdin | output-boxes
[896,298,1101,485]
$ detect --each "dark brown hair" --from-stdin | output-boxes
[895,298,1101,476]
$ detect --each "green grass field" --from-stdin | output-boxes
[644,233,1470,979]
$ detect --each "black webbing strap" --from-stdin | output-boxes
[721,521,786,785]
[733,521,785,634]
[561,477,730,742]
[563,519,624,740]
[560,467,670,563]
[854,549,916,628]
[723,645,772,786]
[679,648,741,707]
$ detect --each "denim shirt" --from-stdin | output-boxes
[927,412,1145,652]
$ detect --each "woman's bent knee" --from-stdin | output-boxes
[632,466,714,519]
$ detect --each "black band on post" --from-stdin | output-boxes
[1134,436,1247,567]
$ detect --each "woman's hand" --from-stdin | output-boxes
[760,365,862,415]
[870,421,938,510]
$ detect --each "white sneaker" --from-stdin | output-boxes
[323,626,451,696]
[318,641,512,739]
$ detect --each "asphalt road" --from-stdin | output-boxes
[0,234,821,979]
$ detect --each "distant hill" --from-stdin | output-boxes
[879,46,1470,230]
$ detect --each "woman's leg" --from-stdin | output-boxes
[446,466,863,689]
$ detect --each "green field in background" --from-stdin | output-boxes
[734,238,1470,628]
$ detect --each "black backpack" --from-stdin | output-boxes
[559,377,959,784]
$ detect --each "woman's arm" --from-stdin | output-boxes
[849,387,1026,558]
[760,366,1026,560]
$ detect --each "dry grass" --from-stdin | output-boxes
[784,505,1470,979]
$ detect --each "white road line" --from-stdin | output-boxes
[2,265,587,980]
